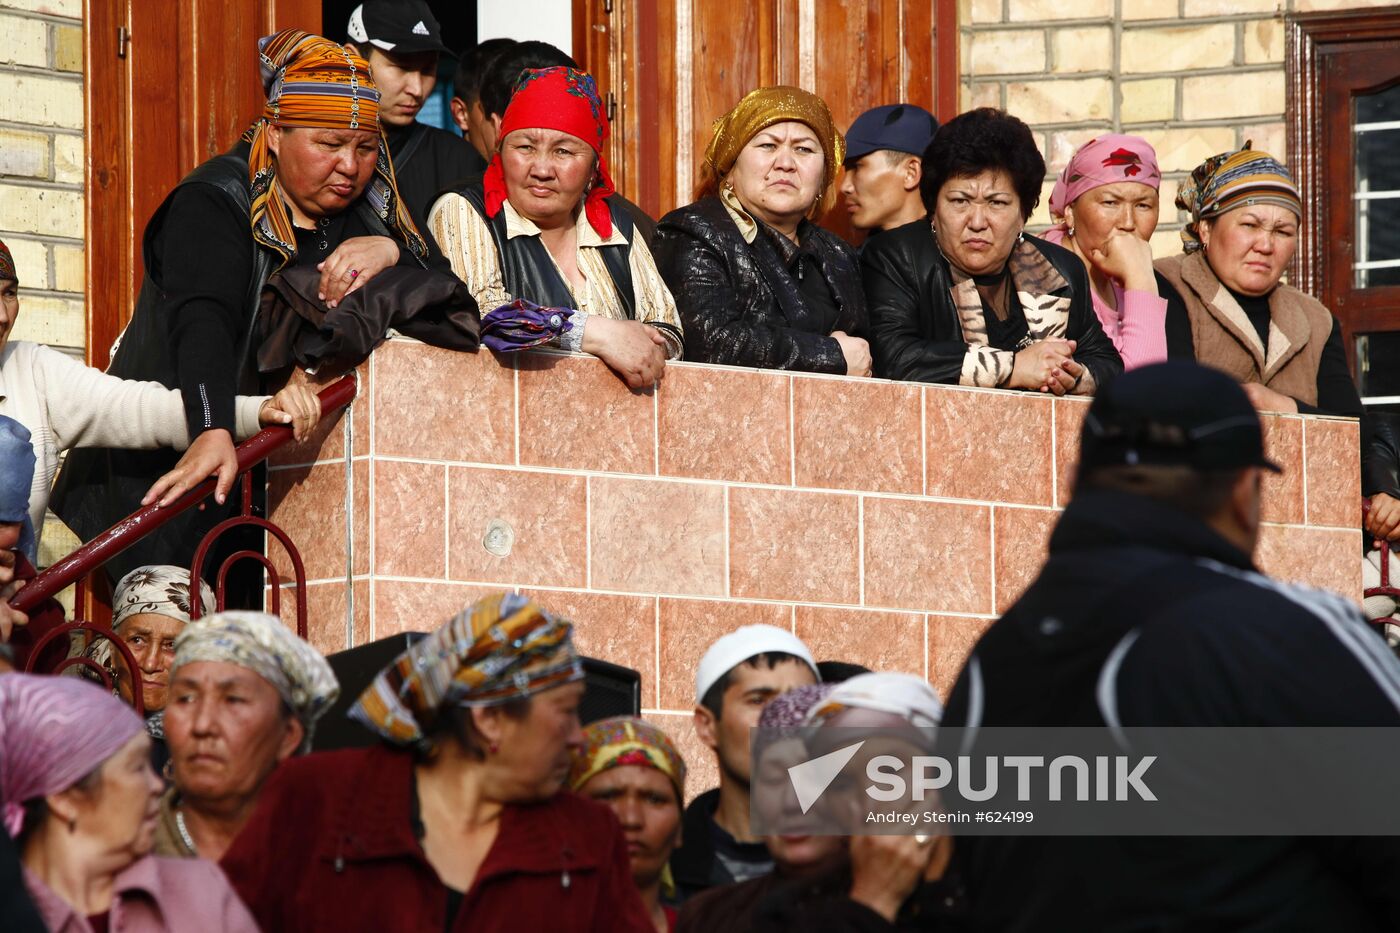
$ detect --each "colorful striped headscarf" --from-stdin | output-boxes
[568,716,686,803]
[0,674,144,837]
[172,610,339,752]
[1048,134,1161,236]
[243,29,427,268]
[1177,142,1301,253]
[483,67,617,238]
[349,592,584,749]
[0,239,16,284]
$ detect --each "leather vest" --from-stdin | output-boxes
[456,185,636,318]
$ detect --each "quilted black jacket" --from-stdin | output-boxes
[860,217,1122,390]
[652,196,866,373]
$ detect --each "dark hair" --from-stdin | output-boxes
[451,37,518,104]
[700,651,810,719]
[15,761,105,848]
[479,41,578,121]
[920,107,1045,221]
[1075,464,1243,519]
[425,696,533,761]
[816,660,871,684]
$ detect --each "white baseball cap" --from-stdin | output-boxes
[694,624,819,705]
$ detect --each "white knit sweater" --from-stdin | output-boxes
[0,340,268,547]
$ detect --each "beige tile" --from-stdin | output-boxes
[864,498,993,613]
[446,467,587,587]
[993,507,1059,612]
[1305,419,1361,528]
[517,353,654,474]
[729,488,861,604]
[372,460,446,579]
[926,387,1054,506]
[373,341,514,463]
[792,376,922,494]
[590,477,725,596]
[658,364,790,485]
[795,605,925,677]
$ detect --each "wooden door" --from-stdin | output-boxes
[573,0,957,235]
[86,0,322,371]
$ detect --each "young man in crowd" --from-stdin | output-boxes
[447,38,515,168]
[344,0,479,232]
[838,104,938,238]
[671,624,820,902]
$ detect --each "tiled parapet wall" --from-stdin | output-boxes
[267,339,1360,791]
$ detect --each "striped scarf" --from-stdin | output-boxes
[243,29,427,268]
[1177,142,1301,253]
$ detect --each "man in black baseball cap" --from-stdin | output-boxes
[838,104,937,236]
[345,0,478,235]
[936,360,1400,932]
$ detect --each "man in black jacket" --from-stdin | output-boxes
[345,1,479,234]
[941,361,1400,932]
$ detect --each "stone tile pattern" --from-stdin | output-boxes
[268,343,1362,738]
[962,0,1395,246]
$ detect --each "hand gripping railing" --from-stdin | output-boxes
[15,375,356,679]
[1364,498,1400,630]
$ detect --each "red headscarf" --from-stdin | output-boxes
[483,67,617,238]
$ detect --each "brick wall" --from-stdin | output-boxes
[960,0,1394,255]
[266,342,1361,791]
[0,0,84,570]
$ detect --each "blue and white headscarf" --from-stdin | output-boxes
[0,416,37,563]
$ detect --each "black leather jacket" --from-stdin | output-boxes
[1365,412,1400,499]
[652,196,866,373]
[860,218,1122,390]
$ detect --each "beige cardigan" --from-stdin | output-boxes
[0,340,267,548]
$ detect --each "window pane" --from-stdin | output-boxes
[1354,84,1400,288]
[1358,333,1400,410]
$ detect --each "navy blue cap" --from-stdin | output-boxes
[844,104,938,164]
[1079,362,1282,474]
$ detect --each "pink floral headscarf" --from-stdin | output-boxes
[0,674,143,837]
[1047,134,1161,237]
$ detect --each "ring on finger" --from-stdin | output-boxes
[348,269,359,280]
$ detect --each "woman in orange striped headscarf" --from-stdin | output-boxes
[52,29,433,586]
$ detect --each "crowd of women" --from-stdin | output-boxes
[0,18,1398,932]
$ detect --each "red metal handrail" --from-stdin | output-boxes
[12,375,356,613]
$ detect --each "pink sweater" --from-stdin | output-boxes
[1041,228,1168,371]
[25,856,258,933]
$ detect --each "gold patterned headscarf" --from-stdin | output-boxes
[703,86,845,211]
[242,29,428,269]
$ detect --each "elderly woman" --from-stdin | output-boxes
[430,67,683,389]
[221,592,652,931]
[54,29,426,581]
[570,717,686,932]
[862,107,1122,393]
[85,566,216,770]
[653,87,870,375]
[1156,145,1361,418]
[153,610,337,861]
[1042,135,1188,371]
[1,674,257,932]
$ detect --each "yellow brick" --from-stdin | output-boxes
[1006,77,1112,124]
[52,242,83,292]
[1184,0,1279,13]
[1243,18,1284,65]
[0,128,50,178]
[0,13,49,67]
[1121,77,1176,124]
[1150,228,1185,259]
[968,81,1003,110]
[0,0,81,17]
[1051,26,1112,74]
[0,184,83,238]
[52,134,82,184]
[10,294,84,347]
[53,23,81,72]
[1237,121,1286,160]
[970,29,1047,76]
[1294,0,1393,10]
[1121,24,1236,74]
[1182,70,1284,120]
[1045,129,1102,173]
[1122,0,1176,18]
[1027,178,1058,227]
[0,73,82,129]
[1008,0,1111,21]
[1136,125,1237,173]
[38,516,81,576]
[970,0,1003,24]
[1157,178,1180,215]
[2,237,48,288]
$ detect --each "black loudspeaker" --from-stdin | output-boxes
[314,634,642,752]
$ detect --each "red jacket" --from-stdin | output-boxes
[8,552,68,673]
[221,744,653,933]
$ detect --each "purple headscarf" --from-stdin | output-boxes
[1048,134,1161,237]
[0,674,144,837]
[759,683,836,730]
